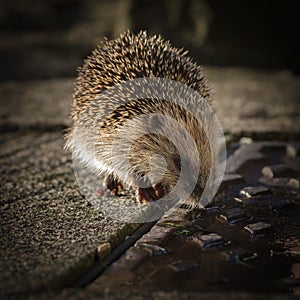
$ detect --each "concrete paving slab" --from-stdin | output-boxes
[0,130,138,297]
[26,290,299,300]
[0,79,73,129]
[0,67,299,136]
[205,68,300,136]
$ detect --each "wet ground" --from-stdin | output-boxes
[86,141,300,296]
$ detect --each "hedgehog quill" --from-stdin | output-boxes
[65,30,224,208]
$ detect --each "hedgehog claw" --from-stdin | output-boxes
[152,183,164,198]
[101,174,124,196]
[137,187,155,203]
[137,183,165,203]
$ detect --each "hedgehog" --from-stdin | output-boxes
[65,30,218,208]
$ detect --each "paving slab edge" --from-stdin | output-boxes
[23,290,300,300]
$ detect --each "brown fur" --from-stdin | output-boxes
[65,30,214,205]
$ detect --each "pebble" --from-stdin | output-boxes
[135,242,168,256]
[244,222,272,238]
[96,242,111,260]
[239,137,253,144]
[194,233,225,250]
[240,186,270,198]
[204,205,219,213]
[286,144,300,157]
[261,164,296,178]
[287,178,300,190]
[235,194,273,206]
[260,177,299,190]
[219,208,247,225]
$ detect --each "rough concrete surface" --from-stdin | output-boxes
[0,67,299,135]
[0,130,138,297]
[0,79,73,129]
[0,67,299,298]
[205,68,300,136]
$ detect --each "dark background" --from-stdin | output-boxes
[1,0,299,81]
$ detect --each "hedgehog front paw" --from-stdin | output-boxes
[105,174,124,195]
[136,183,165,203]
[96,174,124,197]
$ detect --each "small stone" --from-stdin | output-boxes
[244,222,272,238]
[204,205,219,213]
[239,137,253,144]
[136,242,168,256]
[259,177,299,190]
[235,193,273,206]
[96,242,111,260]
[240,185,270,198]
[261,164,297,178]
[219,208,247,225]
[287,144,300,157]
[194,233,225,249]
[287,178,300,190]
[168,259,199,272]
